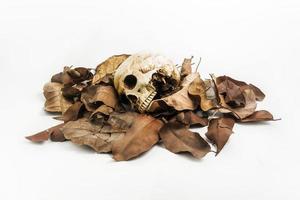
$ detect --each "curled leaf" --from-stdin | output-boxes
[159,122,211,159]
[219,88,257,119]
[149,73,198,112]
[206,117,235,154]
[188,73,217,111]
[112,115,163,161]
[92,54,130,85]
[43,82,72,113]
[63,102,84,123]
[90,105,114,124]
[81,85,119,111]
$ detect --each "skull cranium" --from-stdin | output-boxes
[114,53,180,113]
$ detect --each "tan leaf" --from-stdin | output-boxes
[239,110,274,122]
[43,82,72,113]
[63,102,84,123]
[206,118,235,154]
[112,115,163,161]
[180,56,193,78]
[149,73,198,112]
[188,73,217,111]
[159,122,211,159]
[92,54,130,85]
[81,85,119,111]
[249,84,265,101]
[63,118,124,153]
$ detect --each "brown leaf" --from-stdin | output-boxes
[216,76,265,103]
[149,73,198,112]
[206,118,235,154]
[219,88,257,119]
[159,122,211,159]
[63,118,124,153]
[239,110,274,122]
[51,72,63,83]
[90,105,114,124]
[216,76,245,107]
[63,102,84,123]
[172,111,208,127]
[81,85,119,111]
[249,84,265,101]
[43,82,72,113]
[180,56,193,78]
[188,73,217,111]
[107,112,140,130]
[26,123,65,142]
[112,115,163,161]
[92,54,130,85]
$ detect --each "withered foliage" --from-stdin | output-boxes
[26,55,277,161]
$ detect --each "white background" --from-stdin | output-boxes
[0,0,299,199]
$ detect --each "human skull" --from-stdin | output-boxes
[114,53,180,113]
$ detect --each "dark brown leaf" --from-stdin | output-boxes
[112,115,163,161]
[206,118,235,154]
[159,122,211,158]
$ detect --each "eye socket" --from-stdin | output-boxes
[124,75,137,89]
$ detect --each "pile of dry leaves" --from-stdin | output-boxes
[26,53,276,161]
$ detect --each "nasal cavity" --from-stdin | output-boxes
[124,75,137,89]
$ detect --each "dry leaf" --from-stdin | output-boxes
[171,111,208,127]
[81,85,119,111]
[90,105,114,124]
[159,122,211,158]
[112,115,163,161]
[63,118,124,153]
[43,82,72,113]
[92,54,130,85]
[149,73,198,112]
[219,88,257,119]
[63,101,84,123]
[206,117,235,154]
[180,56,193,78]
[107,112,140,130]
[249,84,265,101]
[26,123,65,142]
[188,73,217,111]
[239,110,274,122]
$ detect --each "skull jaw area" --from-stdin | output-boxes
[137,90,157,113]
